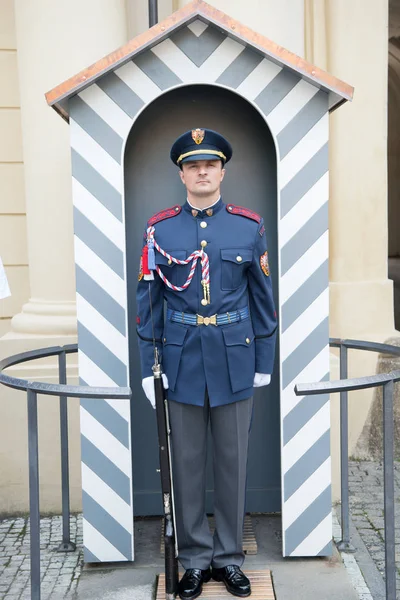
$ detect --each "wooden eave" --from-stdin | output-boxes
[45,0,354,122]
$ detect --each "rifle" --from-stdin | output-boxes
[153,348,179,599]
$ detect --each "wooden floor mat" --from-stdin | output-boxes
[156,570,275,599]
[161,514,257,555]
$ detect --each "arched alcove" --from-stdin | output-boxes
[388,44,400,329]
[123,84,280,516]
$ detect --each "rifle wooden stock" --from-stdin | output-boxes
[154,373,179,599]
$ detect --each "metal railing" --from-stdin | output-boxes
[0,344,131,600]
[295,338,400,600]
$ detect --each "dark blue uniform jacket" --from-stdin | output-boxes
[136,198,277,407]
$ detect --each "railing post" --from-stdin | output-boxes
[383,379,396,600]
[56,350,76,552]
[27,388,41,600]
[337,344,355,552]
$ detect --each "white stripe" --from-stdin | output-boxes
[78,84,132,139]
[82,464,132,533]
[289,513,332,556]
[115,60,160,104]
[78,351,130,424]
[74,237,126,308]
[236,58,282,100]
[280,115,328,188]
[70,120,121,193]
[267,79,319,136]
[198,37,244,82]
[76,293,128,365]
[73,178,124,251]
[280,174,329,246]
[283,402,330,473]
[280,231,328,304]
[281,289,329,361]
[284,459,331,528]
[82,518,127,562]
[81,407,131,476]
[187,20,208,37]
[78,349,117,386]
[151,39,198,82]
[282,345,329,418]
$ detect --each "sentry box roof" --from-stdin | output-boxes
[45,0,353,121]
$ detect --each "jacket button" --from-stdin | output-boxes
[168,259,172,265]
[201,240,207,248]
[200,221,207,228]
[163,338,167,343]
[246,338,250,344]
[236,256,242,262]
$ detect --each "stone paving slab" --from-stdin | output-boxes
[348,459,400,593]
[0,514,83,599]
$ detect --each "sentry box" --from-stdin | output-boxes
[46,0,353,563]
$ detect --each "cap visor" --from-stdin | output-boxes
[180,153,224,164]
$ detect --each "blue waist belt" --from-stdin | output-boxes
[167,306,249,327]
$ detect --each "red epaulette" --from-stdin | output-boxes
[148,205,181,227]
[226,204,261,224]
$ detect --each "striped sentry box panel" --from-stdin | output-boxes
[69,18,332,561]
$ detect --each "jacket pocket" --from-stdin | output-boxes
[222,321,255,393]
[220,248,253,291]
[155,250,188,287]
[162,322,188,392]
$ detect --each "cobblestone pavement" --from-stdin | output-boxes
[0,514,83,599]
[349,460,400,593]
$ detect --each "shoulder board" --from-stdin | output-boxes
[148,205,181,227]
[226,204,261,224]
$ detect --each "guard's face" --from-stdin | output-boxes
[179,159,225,197]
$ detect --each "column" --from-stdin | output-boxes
[11,0,128,336]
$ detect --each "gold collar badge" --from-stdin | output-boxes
[192,128,205,145]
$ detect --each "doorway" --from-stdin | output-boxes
[124,84,280,516]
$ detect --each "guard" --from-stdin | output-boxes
[136,128,277,599]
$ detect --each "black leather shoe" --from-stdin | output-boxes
[212,565,251,597]
[178,568,211,600]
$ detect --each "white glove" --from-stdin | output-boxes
[253,373,271,387]
[142,374,169,409]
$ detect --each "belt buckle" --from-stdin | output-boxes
[197,314,217,326]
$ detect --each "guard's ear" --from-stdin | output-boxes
[178,168,185,184]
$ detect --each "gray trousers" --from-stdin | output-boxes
[168,395,253,570]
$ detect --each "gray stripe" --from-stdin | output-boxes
[281,202,328,276]
[285,485,331,555]
[278,90,329,159]
[281,143,328,219]
[97,71,144,119]
[284,430,331,501]
[81,397,129,449]
[81,435,131,505]
[283,376,329,445]
[78,322,127,387]
[69,95,122,164]
[71,149,122,221]
[255,69,300,117]
[318,540,332,556]
[134,53,181,90]
[171,25,225,67]
[217,46,263,88]
[76,265,126,336]
[282,317,329,389]
[83,548,100,563]
[73,206,125,280]
[82,491,132,560]
[282,261,328,333]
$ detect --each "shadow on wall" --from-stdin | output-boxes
[354,336,400,459]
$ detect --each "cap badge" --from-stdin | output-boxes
[192,128,205,145]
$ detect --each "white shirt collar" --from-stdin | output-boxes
[187,195,221,211]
